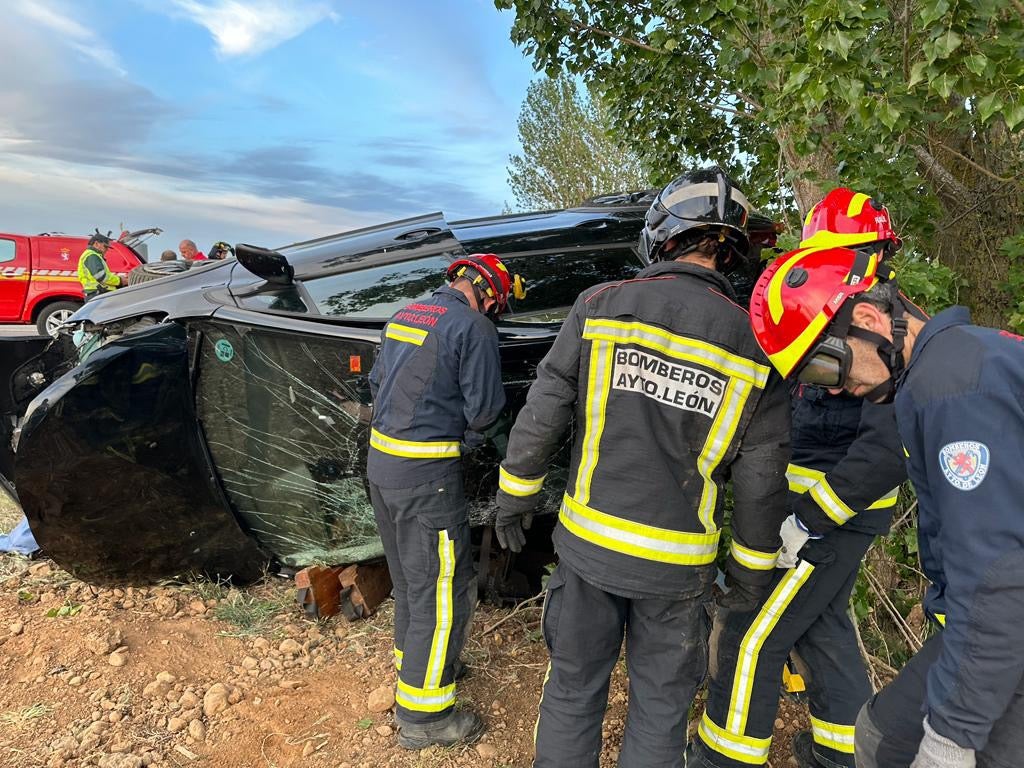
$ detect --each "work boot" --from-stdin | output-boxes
[396,709,485,749]
[792,731,829,768]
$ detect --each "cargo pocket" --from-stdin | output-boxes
[541,564,566,653]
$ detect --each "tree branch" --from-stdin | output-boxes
[912,129,1020,185]
[568,20,664,54]
[912,144,973,206]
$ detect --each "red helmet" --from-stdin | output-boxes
[446,253,526,315]
[800,188,902,251]
[749,246,890,382]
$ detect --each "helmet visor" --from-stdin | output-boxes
[795,335,852,388]
[659,182,750,229]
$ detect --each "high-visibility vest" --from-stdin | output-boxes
[77,248,120,294]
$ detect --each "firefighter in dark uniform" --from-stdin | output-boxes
[368,253,525,749]
[690,189,909,768]
[494,167,791,768]
[749,245,1024,768]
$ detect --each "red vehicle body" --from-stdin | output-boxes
[0,232,149,336]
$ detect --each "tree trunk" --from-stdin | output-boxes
[777,132,832,217]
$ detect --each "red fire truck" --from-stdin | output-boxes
[0,229,159,336]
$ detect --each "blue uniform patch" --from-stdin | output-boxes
[939,440,989,490]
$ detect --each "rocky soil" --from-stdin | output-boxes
[0,497,809,767]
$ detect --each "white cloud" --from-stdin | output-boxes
[166,0,338,57]
[11,0,126,76]
[0,153,384,256]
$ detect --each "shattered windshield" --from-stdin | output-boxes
[193,322,382,566]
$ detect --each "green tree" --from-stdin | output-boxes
[508,76,652,210]
[495,0,1024,325]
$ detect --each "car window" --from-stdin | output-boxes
[500,246,642,323]
[239,287,310,314]
[0,239,16,264]
[304,255,449,319]
[193,322,383,566]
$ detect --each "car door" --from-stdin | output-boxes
[0,235,30,321]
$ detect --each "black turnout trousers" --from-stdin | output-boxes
[534,562,714,768]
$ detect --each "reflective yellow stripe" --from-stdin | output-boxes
[935,612,946,627]
[559,494,720,565]
[809,478,856,525]
[425,531,455,689]
[800,229,877,249]
[395,679,456,713]
[903,444,910,458]
[369,428,460,459]
[788,464,895,516]
[730,541,779,571]
[786,463,824,493]
[498,466,546,497]
[867,486,899,510]
[574,340,614,504]
[811,716,856,753]
[583,318,770,387]
[698,712,771,765]
[846,192,870,218]
[727,561,815,734]
[394,647,403,671]
[697,378,753,533]
[384,322,428,346]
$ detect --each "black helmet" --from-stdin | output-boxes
[639,166,751,269]
[88,229,112,248]
[208,241,234,260]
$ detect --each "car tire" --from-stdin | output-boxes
[36,301,83,338]
[126,261,191,286]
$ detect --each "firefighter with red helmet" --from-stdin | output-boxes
[495,167,791,767]
[747,240,1024,767]
[367,253,525,749]
[690,188,908,768]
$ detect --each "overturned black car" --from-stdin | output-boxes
[1,193,779,587]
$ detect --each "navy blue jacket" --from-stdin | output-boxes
[367,286,505,488]
[789,387,904,536]
[896,306,1024,750]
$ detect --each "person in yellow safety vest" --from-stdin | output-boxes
[77,233,121,300]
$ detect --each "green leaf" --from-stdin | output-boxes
[964,53,990,77]
[933,30,963,59]
[976,92,1002,122]
[1004,101,1024,131]
[356,718,374,730]
[932,72,957,100]
[908,61,928,88]
[664,38,678,52]
[718,0,737,12]
[919,0,951,27]
[878,102,901,130]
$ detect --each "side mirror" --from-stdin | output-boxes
[235,243,294,285]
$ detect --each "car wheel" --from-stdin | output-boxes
[126,261,191,286]
[36,301,83,338]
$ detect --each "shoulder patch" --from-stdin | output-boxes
[938,441,990,491]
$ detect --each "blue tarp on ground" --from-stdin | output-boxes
[0,516,38,555]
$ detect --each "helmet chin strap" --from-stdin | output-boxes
[845,294,920,404]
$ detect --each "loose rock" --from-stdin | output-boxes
[366,685,395,713]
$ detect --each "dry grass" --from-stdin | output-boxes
[0,703,51,729]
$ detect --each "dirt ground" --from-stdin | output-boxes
[0,494,808,768]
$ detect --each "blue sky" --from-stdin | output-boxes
[0,0,538,258]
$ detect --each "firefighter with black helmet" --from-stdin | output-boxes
[748,240,1024,767]
[368,253,525,750]
[690,188,909,768]
[495,167,791,768]
[77,231,121,299]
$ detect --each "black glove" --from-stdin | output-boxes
[494,508,533,553]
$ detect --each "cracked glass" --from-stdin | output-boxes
[193,321,383,566]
